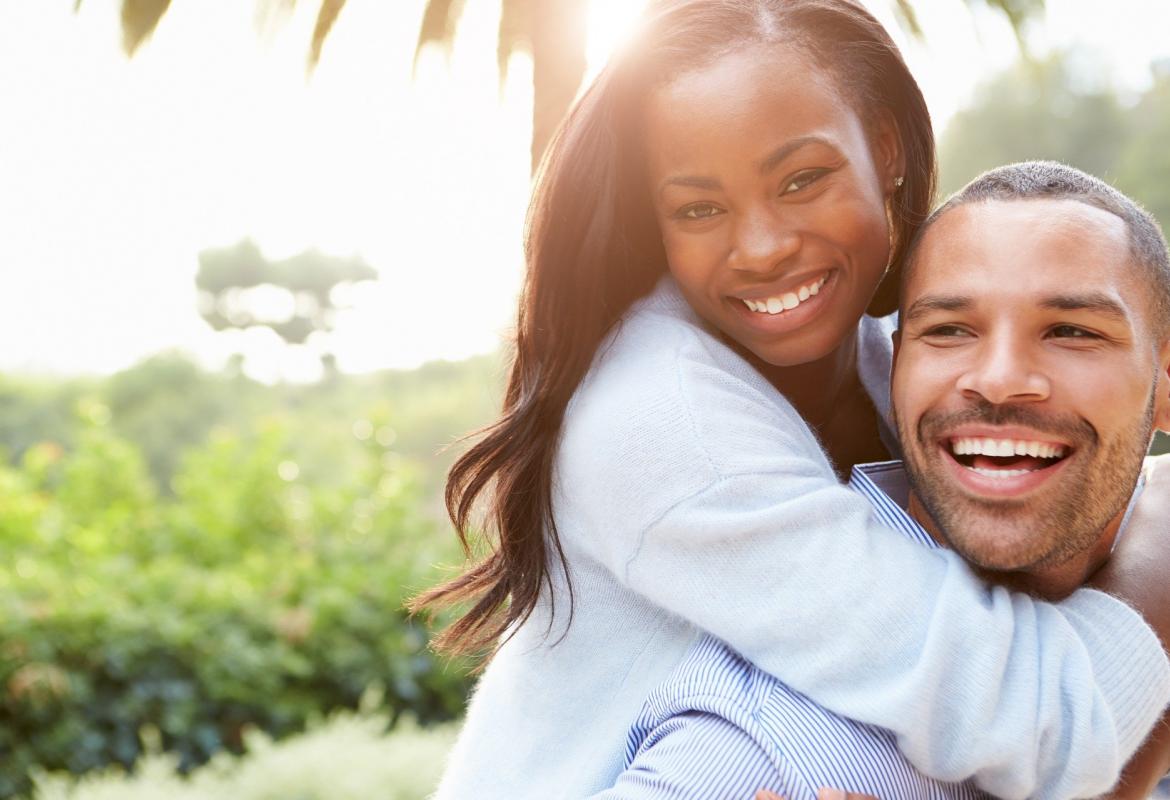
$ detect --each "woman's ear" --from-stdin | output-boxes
[872,110,906,196]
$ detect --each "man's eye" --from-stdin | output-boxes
[923,324,970,338]
[1048,325,1099,339]
[674,203,722,220]
[781,169,828,195]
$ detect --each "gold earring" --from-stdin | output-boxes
[894,176,905,189]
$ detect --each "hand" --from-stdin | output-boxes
[1089,454,1170,652]
[1097,705,1170,799]
[755,789,879,800]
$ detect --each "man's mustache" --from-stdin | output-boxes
[913,400,1098,447]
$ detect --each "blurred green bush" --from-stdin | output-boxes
[0,354,496,798]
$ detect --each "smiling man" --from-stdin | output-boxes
[595,162,1170,800]
[893,163,1170,605]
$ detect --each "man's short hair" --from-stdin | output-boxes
[901,161,1170,335]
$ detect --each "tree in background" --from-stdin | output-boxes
[1114,61,1170,229]
[937,50,1170,230]
[937,51,1130,197]
[196,239,377,374]
[89,0,1043,171]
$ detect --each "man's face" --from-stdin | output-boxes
[893,199,1170,573]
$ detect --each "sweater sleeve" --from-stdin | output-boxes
[555,327,1170,800]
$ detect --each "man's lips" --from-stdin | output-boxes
[932,426,1075,499]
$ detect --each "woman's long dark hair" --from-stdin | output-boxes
[410,0,937,658]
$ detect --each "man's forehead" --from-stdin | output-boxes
[907,198,1135,301]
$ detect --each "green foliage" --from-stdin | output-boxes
[939,51,1170,233]
[29,709,457,800]
[939,51,1130,196]
[0,374,480,798]
[1113,69,1170,232]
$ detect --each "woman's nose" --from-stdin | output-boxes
[728,208,801,274]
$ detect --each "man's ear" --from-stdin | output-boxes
[1154,340,1170,433]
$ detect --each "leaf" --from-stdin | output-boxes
[119,0,172,56]
[308,0,347,69]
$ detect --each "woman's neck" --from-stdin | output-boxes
[740,333,891,477]
[755,335,861,429]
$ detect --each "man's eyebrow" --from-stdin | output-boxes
[1039,292,1130,321]
[757,135,834,176]
[903,294,971,324]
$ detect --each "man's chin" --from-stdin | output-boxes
[941,526,1051,573]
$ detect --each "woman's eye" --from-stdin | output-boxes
[781,169,828,195]
[674,203,722,220]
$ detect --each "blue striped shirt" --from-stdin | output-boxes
[593,461,992,800]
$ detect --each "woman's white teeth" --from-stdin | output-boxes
[741,275,828,315]
[950,438,1066,459]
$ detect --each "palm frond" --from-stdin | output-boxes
[978,0,1045,49]
[892,0,924,39]
[414,0,467,68]
[119,0,172,56]
[497,0,533,82]
[308,0,347,68]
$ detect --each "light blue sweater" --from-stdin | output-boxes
[434,277,1170,800]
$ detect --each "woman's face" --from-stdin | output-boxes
[644,43,903,367]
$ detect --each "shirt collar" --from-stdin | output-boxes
[847,461,941,550]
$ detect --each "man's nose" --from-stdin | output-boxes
[955,334,1050,405]
[728,207,801,274]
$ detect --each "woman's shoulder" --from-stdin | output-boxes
[557,278,829,500]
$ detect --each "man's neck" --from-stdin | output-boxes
[905,491,1122,601]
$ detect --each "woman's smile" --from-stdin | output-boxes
[729,268,839,336]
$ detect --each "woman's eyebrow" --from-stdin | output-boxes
[657,135,836,197]
[757,135,834,175]
[658,174,722,195]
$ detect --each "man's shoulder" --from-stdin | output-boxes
[631,635,799,754]
[628,634,991,799]
[640,635,777,720]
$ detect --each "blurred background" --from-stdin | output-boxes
[2,1,1169,797]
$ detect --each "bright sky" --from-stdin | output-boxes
[2,0,1169,380]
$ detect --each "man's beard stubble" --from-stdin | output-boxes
[894,393,1155,573]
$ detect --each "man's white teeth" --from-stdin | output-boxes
[950,438,1066,459]
[741,275,828,315]
[967,466,1034,479]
